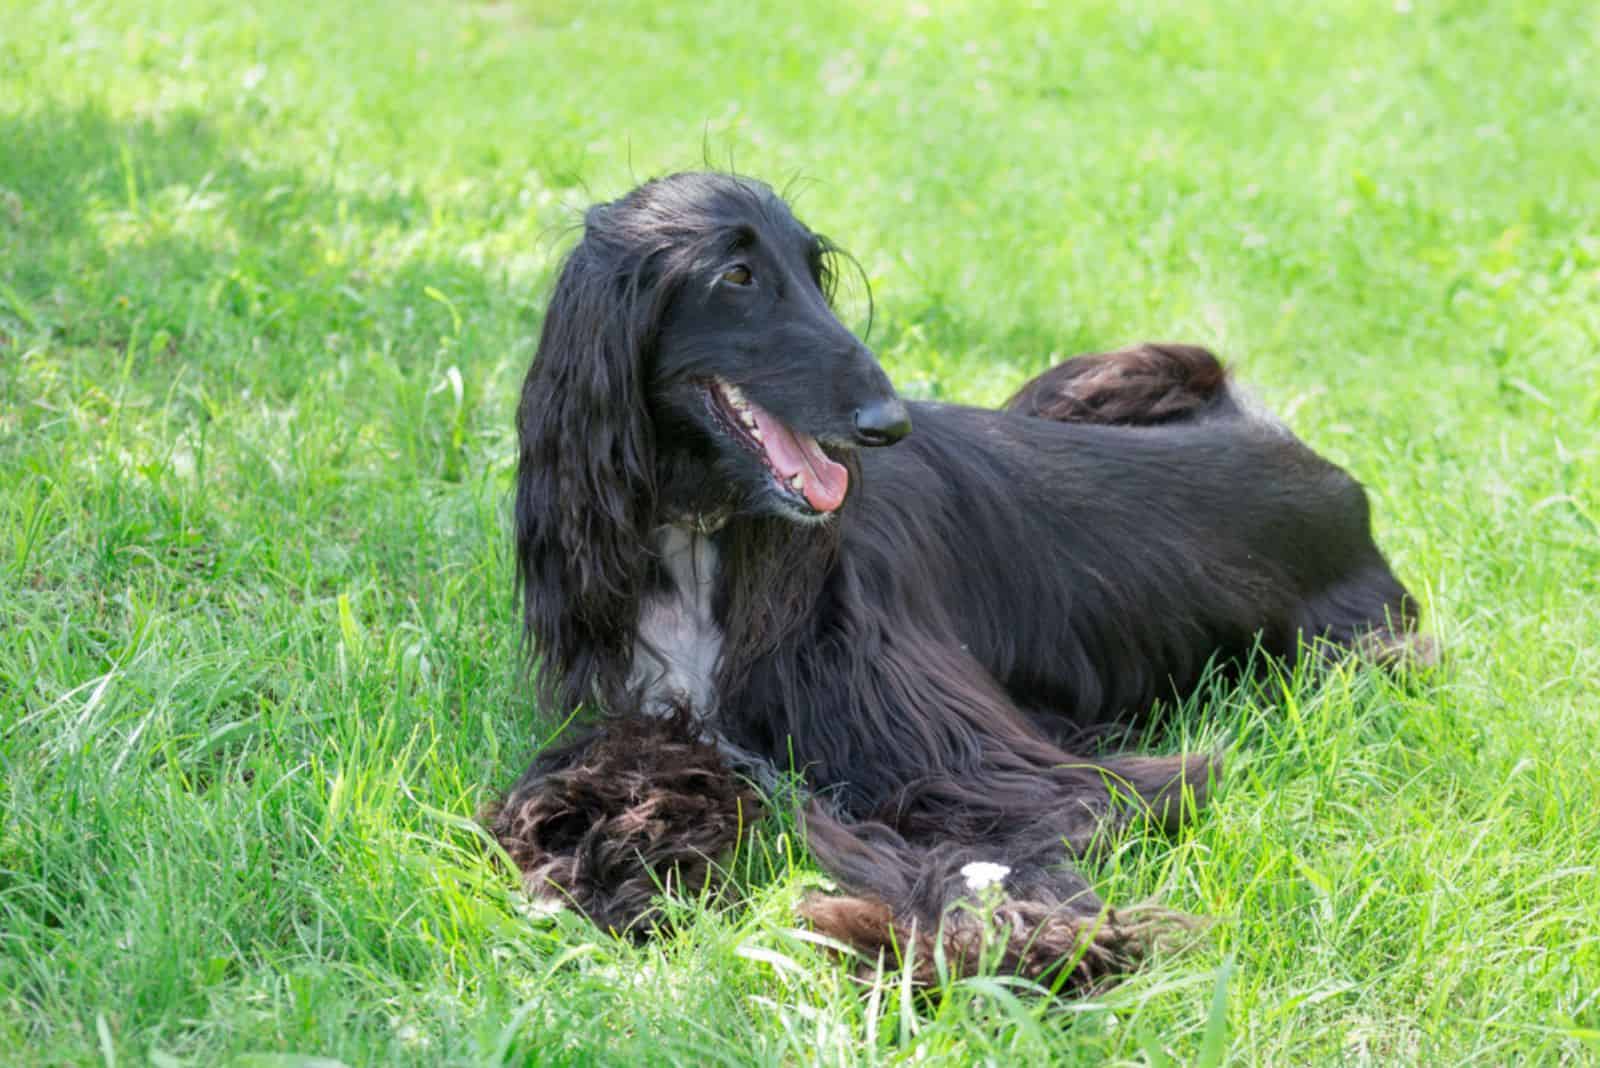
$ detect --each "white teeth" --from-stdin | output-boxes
[719,379,749,411]
[789,473,805,493]
[717,378,763,440]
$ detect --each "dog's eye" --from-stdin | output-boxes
[721,265,753,287]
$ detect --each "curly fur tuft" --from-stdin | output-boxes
[485,714,761,938]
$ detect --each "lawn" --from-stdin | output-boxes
[2,0,1598,1063]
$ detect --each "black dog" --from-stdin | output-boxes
[491,173,1430,993]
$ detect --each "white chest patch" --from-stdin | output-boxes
[629,526,723,719]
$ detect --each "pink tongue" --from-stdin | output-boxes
[750,405,849,512]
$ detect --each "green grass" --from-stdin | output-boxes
[2,0,1598,1063]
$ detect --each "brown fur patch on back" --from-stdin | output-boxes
[1005,343,1234,426]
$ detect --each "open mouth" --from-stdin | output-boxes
[707,378,850,514]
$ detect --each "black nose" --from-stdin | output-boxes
[853,398,912,446]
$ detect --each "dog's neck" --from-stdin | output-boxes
[630,525,722,719]
[711,513,841,692]
[654,443,740,533]
[663,508,730,535]
[625,510,840,708]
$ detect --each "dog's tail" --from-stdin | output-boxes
[1005,343,1241,427]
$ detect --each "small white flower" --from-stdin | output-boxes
[390,1019,430,1049]
[513,895,567,923]
[960,861,1011,892]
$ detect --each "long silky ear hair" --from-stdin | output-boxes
[515,209,663,717]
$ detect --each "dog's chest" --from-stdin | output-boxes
[629,526,723,717]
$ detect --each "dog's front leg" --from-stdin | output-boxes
[732,630,1211,994]
[485,713,762,939]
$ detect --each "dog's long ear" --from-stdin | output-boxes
[515,231,658,716]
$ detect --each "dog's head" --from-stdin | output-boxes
[635,175,907,522]
[516,172,905,711]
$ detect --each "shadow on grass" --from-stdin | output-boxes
[0,102,541,400]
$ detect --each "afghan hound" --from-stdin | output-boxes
[487,172,1430,995]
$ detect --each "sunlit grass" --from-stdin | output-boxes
[2,0,1598,1063]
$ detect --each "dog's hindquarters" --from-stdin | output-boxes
[1000,348,1435,678]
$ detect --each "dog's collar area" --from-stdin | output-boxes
[664,508,729,535]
